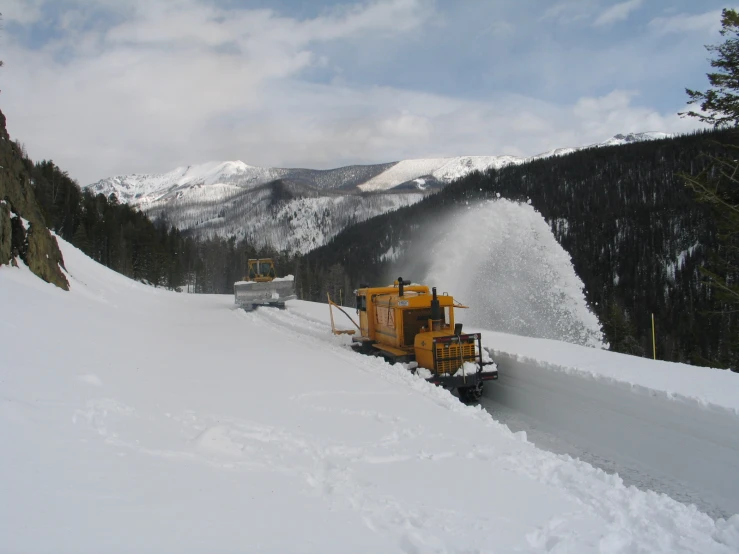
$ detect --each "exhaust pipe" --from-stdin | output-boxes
[397,276,410,297]
[431,287,441,331]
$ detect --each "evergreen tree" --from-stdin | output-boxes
[681,9,739,368]
[683,9,739,127]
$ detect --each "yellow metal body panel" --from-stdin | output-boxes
[373,343,412,357]
[414,330,446,369]
[356,282,460,370]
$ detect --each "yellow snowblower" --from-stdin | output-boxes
[234,258,296,311]
[328,277,497,402]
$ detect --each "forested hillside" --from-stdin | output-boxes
[300,129,737,369]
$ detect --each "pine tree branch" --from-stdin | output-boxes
[682,171,739,215]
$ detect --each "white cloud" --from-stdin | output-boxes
[2,0,437,182]
[0,0,714,185]
[1,44,705,184]
[2,0,44,25]
[543,1,597,24]
[648,10,724,35]
[593,0,643,27]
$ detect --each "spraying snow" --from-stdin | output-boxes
[425,200,606,348]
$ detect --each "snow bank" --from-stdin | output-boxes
[484,331,739,414]
[1,239,737,553]
[481,352,739,519]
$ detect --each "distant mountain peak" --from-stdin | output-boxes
[599,132,671,146]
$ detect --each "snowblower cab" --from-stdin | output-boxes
[328,277,497,402]
[234,258,296,311]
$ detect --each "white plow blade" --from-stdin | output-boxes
[234,278,296,309]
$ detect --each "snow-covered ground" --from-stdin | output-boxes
[1,238,738,553]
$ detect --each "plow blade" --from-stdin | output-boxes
[234,278,296,311]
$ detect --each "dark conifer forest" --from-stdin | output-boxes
[18,129,739,370]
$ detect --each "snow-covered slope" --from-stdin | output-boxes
[144,182,423,254]
[1,239,737,552]
[357,132,673,192]
[88,161,289,205]
[89,162,421,254]
[356,155,522,192]
[87,162,395,205]
[598,131,672,147]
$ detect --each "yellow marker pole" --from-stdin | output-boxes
[651,313,656,360]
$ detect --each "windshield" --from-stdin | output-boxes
[259,262,274,276]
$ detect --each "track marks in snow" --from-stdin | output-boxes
[133,406,467,551]
[191,426,246,457]
[73,398,135,438]
[237,304,341,346]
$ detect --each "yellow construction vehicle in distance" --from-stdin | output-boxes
[234,258,296,311]
[328,277,497,402]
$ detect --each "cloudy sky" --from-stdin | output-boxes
[0,0,728,185]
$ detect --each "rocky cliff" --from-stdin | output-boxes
[0,109,69,290]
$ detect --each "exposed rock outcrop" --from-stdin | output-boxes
[0,201,11,265]
[0,109,69,290]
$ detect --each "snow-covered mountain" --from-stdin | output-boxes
[87,132,671,253]
[88,161,398,205]
[598,131,671,147]
[144,180,424,254]
[89,132,671,201]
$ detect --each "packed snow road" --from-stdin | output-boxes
[480,353,739,520]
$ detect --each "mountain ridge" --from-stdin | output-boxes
[88,132,671,203]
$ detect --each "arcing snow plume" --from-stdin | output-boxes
[425,200,606,348]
